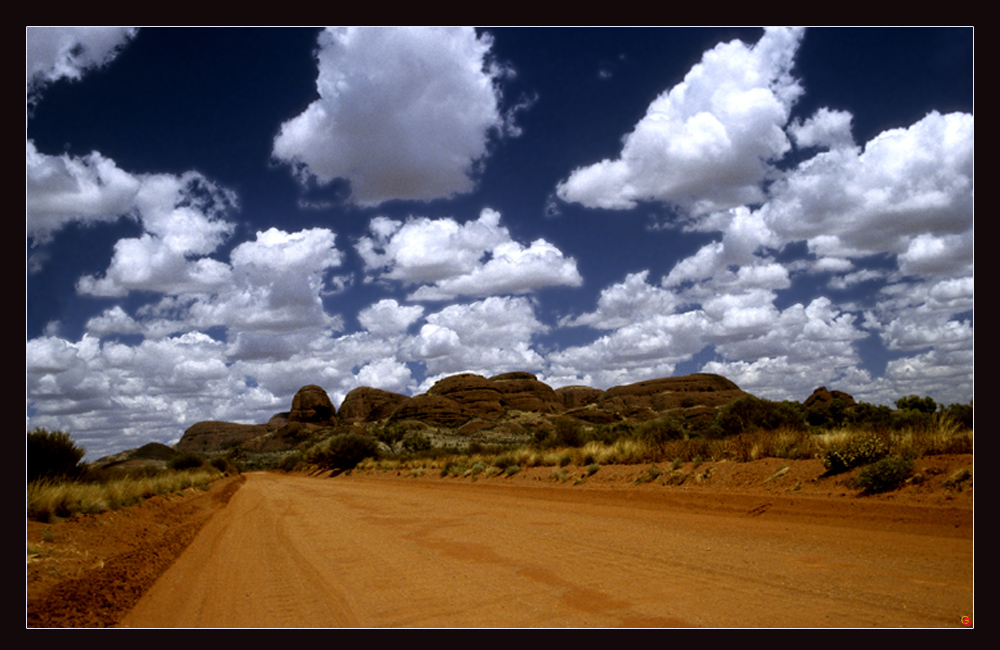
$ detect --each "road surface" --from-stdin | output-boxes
[120,471,972,627]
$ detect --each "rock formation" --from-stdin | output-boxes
[174,372,754,455]
[176,421,270,454]
[489,372,562,413]
[288,385,337,425]
[804,386,857,410]
[339,387,409,424]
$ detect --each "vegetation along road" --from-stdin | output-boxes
[118,471,972,627]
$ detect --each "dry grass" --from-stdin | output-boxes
[354,417,971,481]
[26,468,224,522]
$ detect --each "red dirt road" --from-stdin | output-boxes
[119,471,972,628]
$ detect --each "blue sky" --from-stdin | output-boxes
[26,27,973,458]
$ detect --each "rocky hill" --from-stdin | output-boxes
[174,371,751,455]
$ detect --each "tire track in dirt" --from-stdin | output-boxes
[120,472,972,628]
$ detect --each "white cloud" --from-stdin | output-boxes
[272,26,508,206]
[26,141,142,242]
[407,296,548,379]
[75,172,237,297]
[561,270,678,330]
[882,346,973,405]
[762,111,974,262]
[358,208,582,300]
[231,227,342,276]
[27,331,285,458]
[789,107,854,150]
[358,299,425,337]
[557,27,804,214]
[78,225,347,365]
[355,358,414,395]
[26,27,137,101]
[663,207,781,289]
[410,238,583,301]
[183,227,344,338]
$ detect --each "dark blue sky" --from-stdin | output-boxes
[27,28,973,457]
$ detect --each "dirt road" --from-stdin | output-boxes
[119,471,972,628]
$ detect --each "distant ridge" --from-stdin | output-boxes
[174,372,750,455]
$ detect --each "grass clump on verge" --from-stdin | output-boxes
[635,464,664,485]
[941,467,973,491]
[27,467,224,523]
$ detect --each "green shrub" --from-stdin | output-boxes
[853,455,914,494]
[821,433,889,474]
[587,422,633,445]
[636,464,663,484]
[847,402,894,431]
[895,395,937,414]
[942,402,973,430]
[534,417,585,448]
[27,428,85,483]
[716,396,805,437]
[402,433,433,454]
[440,460,466,478]
[806,397,852,429]
[309,433,379,470]
[491,452,518,470]
[169,452,205,471]
[210,457,238,474]
[635,418,685,446]
[275,452,303,473]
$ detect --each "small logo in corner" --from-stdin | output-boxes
[961,615,972,627]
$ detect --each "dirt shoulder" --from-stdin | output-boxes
[27,475,244,628]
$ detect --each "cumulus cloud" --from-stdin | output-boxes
[358,299,425,337]
[788,107,854,150]
[26,27,137,103]
[27,332,278,457]
[663,207,782,289]
[76,224,347,366]
[358,208,582,300]
[272,27,509,206]
[762,111,974,263]
[219,227,344,333]
[26,141,142,242]
[560,271,678,330]
[75,172,237,296]
[556,27,804,214]
[407,296,549,379]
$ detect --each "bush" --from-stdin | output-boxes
[309,433,379,471]
[716,396,805,437]
[895,395,937,414]
[806,397,851,428]
[821,433,889,474]
[853,455,914,494]
[27,428,85,483]
[635,418,685,446]
[942,402,973,430]
[847,402,894,431]
[276,451,304,473]
[402,433,432,454]
[169,452,205,471]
